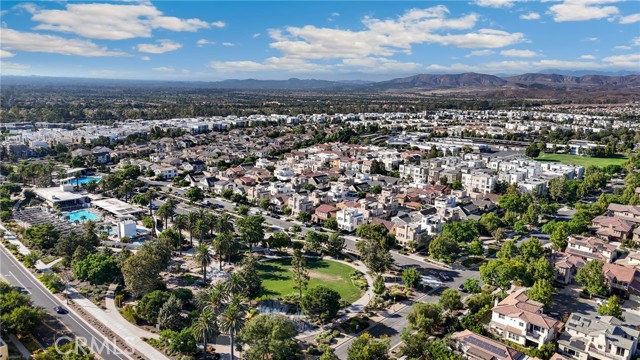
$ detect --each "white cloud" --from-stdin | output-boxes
[140,56,151,61]
[619,13,640,24]
[1,28,127,56]
[222,42,236,47]
[252,33,261,38]
[197,39,216,47]
[614,45,632,50]
[500,49,540,57]
[634,37,640,46]
[0,61,30,72]
[579,54,596,59]
[0,49,16,58]
[338,57,423,73]
[520,12,541,20]
[475,0,519,8]
[152,66,175,72]
[549,0,619,22]
[136,40,182,54]
[602,53,640,67]
[211,21,226,28]
[210,57,331,73]
[25,3,218,40]
[584,37,599,41]
[465,50,495,57]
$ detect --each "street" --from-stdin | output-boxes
[0,245,133,360]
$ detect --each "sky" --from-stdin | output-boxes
[0,0,639,81]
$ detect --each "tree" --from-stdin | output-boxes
[237,314,298,360]
[213,232,234,270]
[442,221,479,244]
[137,290,171,324]
[1,303,44,337]
[527,279,554,308]
[519,238,545,263]
[218,297,246,360]
[525,144,541,158]
[186,211,199,246]
[439,289,462,311]
[235,255,262,298]
[297,211,311,223]
[325,217,338,230]
[291,249,309,300]
[370,184,382,194]
[305,231,327,254]
[373,275,386,296]
[172,214,187,254]
[195,243,213,284]
[25,223,59,249]
[399,332,462,360]
[497,240,518,260]
[347,333,389,360]
[429,233,459,263]
[356,236,393,274]
[325,233,345,257]
[73,253,120,285]
[463,279,481,294]
[301,285,341,323]
[157,296,184,331]
[550,223,569,251]
[407,302,444,335]
[191,308,219,360]
[522,203,540,226]
[451,180,463,190]
[155,203,174,230]
[480,260,515,291]
[268,231,291,250]
[237,214,265,252]
[215,213,234,234]
[467,241,484,256]
[597,295,623,319]
[34,341,95,360]
[320,348,339,360]
[369,160,387,176]
[576,260,608,298]
[479,212,502,234]
[548,176,568,202]
[122,238,172,297]
[402,268,421,289]
[186,187,205,203]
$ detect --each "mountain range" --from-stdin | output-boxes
[3,72,639,91]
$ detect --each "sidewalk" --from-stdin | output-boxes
[8,334,31,358]
[0,223,31,256]
[67,286,167,360]
[104,284,159,340]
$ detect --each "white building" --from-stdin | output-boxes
[336,208,365,232]
[559,313,638,360]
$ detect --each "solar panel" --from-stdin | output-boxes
[466,336,508,358]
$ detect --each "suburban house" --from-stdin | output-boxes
[490,288,563,349]
[550,252,585,285]
[336,207,365,232]
[565,236,619,263]
[558,313,639,360]
[288,193,314,217]
[590,216,635,241]
[602,263,640,300]
[314,204,339,223]
[91,146,111,164]
[451,329,535,360]
[151,164,178,180]
[607,204,640,223]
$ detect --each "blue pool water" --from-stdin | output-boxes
[66,210,100,223]
[68,176,102,185]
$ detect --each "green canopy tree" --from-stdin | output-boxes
[300,285,341,323]
[237,314,298,360]
[347,333,389,360]
[576,260,608,298]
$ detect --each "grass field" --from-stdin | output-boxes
[536,153,628,168]
[256,258,362,303]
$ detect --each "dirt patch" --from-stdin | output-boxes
[309,271,342,282]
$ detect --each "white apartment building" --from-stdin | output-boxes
[336,208,365,232]
[398,164,429,184]
[559,313,639,360]
[461,170,497,194]
[151,165,178,179]
[490,289,562,349]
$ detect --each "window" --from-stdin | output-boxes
[616,347,625,356]
[508,332,519,341]
[498,314,505,320]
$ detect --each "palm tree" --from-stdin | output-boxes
[80,215,87,223]
[215,213,234,234]
[195,219,210,244]
[197,282,227,312]
[155,204,173,231]
[195,243,213,284]
[191,308,219,360]
[213,232,233,270]
[205,212,218,238]
[218,296,245,360]
[187,211,199,247]
[173,214,187,255]
[225,273,243,297]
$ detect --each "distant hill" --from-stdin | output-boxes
[370,72,507,90]
[504,73,640,87]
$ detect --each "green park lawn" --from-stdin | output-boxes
[256,258,362,303]
[536,153,628,168]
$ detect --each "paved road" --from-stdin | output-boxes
[0,245,132,360]
[334,290,441,359]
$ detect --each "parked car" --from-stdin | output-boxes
[458,283,466,292]
[54,306,68,315]
[438,273,451,282]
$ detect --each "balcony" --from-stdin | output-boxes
[588,345,627,360]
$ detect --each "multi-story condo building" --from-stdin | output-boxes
[490,289,563,349]
[559,313,639,360]
[336,208,365,232]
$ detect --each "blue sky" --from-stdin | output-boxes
[1,1,638,80]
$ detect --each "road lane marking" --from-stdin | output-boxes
[8,271,31,294]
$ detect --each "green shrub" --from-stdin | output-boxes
[121,304,139,324]
[38,272,64,293]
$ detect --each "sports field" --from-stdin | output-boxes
[536,153,628,168]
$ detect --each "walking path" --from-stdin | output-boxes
[104,284,159,340]
[8,334,31,358]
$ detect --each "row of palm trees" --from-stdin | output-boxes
[192,279,246,360]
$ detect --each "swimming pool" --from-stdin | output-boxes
[67,176,102,185]
[65,209,101,223]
